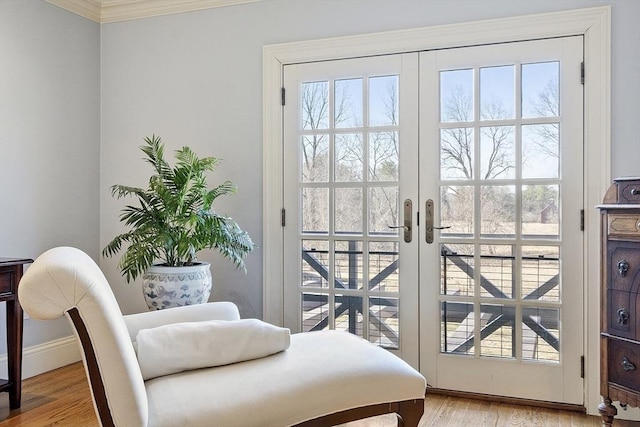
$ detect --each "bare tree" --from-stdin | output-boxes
[480,98,514,180]
[441,85,473,179]
[300,82,329,233]
[368,79,400,230]
[440,86,515,236]
[301,82,329,182]
[527,78,559,159]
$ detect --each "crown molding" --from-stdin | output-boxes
[45,0,260,23]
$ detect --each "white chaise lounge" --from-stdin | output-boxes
[18,247,426,426]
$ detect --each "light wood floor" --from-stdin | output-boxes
[0,362,635,426]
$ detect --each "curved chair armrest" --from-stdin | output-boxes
[123,302,241,341]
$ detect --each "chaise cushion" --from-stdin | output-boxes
[145,330,426,427]
[135,318,291,380]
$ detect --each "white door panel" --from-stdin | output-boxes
[419,36,584,403]
[283,54,420,367]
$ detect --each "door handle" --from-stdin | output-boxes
[388,199,412,243]
[425,199,451,244]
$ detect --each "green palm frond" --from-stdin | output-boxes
[103,136,254,282]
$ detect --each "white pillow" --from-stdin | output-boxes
[135,318,290,380]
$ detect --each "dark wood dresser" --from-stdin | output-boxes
[598,177,640,426]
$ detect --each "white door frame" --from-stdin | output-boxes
[263,6,610,416]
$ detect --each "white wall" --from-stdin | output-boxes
[0,0,99,362]
[100,0,640,318]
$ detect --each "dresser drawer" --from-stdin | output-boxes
[609,214,640,237]
[608,290,640,340]
[0,270,14,295]
[609,338,640,392]
[618,180,640,204]
[608,242,640,291]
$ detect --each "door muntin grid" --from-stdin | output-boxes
[298,74,402,349]
[438,60,563,363]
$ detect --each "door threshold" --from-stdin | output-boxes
[426,387,585,413]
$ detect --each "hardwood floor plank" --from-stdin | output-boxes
[0,362,635,426]
[0,363,97,427]
[421,393,446,421]
[459,398,499,426]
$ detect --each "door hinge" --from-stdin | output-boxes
[281,87,286,106]
[281,208,286,227]
[580,209,585,231]
[580,355,585,378]
[580,62,585,85]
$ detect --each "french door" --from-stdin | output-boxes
[283,54,420,367]
[420,37,584,404]
[282,36,584,403]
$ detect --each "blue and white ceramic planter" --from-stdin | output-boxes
[142,263,212,310]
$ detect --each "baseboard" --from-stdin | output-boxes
[0,335,81,380]
[426,387,585,413]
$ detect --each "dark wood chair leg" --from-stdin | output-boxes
[598,398,617,427]
[396,398,424,427]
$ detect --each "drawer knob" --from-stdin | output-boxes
[622,357,636,372]
[631,188,639,196]
[618,260,630,277]
[618,308,630,325]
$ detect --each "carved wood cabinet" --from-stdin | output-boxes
[598,178,640,426]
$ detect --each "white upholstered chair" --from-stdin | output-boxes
[18,247,426,427]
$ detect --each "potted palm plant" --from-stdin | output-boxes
[102,135,254,310]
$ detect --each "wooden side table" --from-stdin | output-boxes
[0,258,32,409]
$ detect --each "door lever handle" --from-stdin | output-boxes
[388,199,412,243]
[425,199,450,243]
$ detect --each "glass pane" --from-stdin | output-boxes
[480,126,515,179]
[335,188,363,234]
[522,185,559,239]
[335,241,363,290]
[522,246,560,302]
[301,81,329,130]
[480,245,514,299]
[481,185,515,238]
[480,304,515,359]
[301,135,328,182]
[301,240,328,288]
[369,132,398,181]
[522,307,560,362]
[522,62,559,118]
[440,128,474,180]
[369,297,399,349]
[440,186,474,237]
[440,243,474,296]
[440,69,473,122]
[335,78,363,128]
[302,188,328,234]
[302,293,329,332]
[369,241,399,292]
[369,75,398,126]
[335,293,363,337]
[335,133,363,182]
[480,65,514,120]
[522,124,559,179]
[441,301,474,355]
[368,186,398,236]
